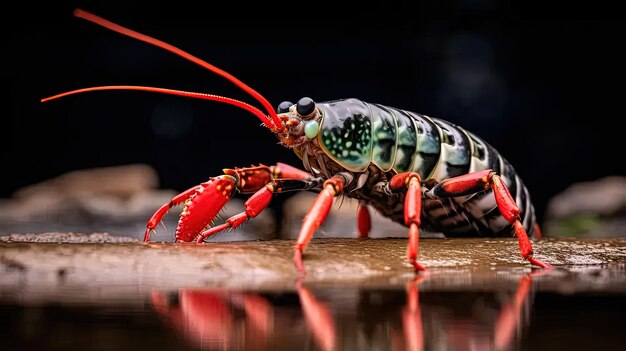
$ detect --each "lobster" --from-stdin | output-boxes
[42,9,551,274]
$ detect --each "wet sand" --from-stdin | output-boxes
[1,234,625,303]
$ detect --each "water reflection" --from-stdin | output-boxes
[151,290,273,350]
[3,266,626,350]
[151,272,543,351]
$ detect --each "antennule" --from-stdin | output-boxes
[41,85,274,127]
[48,8,282,129]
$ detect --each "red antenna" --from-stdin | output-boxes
[41,8,283,130]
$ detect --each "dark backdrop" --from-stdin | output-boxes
[4,1,625,226]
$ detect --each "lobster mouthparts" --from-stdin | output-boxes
[175,175,237,242]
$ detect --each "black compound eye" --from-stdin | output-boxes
[277,101,293,113]
[296,97,316,117]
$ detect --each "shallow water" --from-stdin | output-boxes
[2,265,625,351]
[1,236,625,350]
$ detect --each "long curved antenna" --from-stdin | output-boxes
[41,86,273,128]
[42,8,283,130]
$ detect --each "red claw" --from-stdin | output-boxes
[175,176,237,242]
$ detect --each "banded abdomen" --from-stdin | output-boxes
[316,98,537,237]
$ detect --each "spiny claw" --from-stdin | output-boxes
[175,175,237,242]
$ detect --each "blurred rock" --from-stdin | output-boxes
[0,164,276,241]
[13,164,159,200]
[543,176,626,237]
[1,164,163,220]
[281,192,443,239]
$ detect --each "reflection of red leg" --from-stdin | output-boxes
[357,203,372,238]
[151,290,185,335]
[293,175,346,276]
[229,293,273,350]
[390,172,425,271]
[152,289,274,351]
[240,294,273,336]
[494,274,533,350]
[150,290,234,349]
[297,281,336,351]
[403,274,428,351]
[181,290,234,347]
[431,170,551,269]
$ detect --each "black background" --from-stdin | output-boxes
[4,1,625,226]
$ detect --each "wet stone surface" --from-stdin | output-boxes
[1,233,625,303]
[2,233,626,351]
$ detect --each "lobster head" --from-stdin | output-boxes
[41,9,325,153]
[274,97,321,148]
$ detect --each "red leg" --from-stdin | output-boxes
[390,172,426,272]
[196,184,273,242]
[357,203,371,238]
[533,223,543,240]
[430,170,551,269]
[293,175,346,276]
[144,163,313,243]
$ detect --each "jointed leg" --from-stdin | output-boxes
[357,203,372,238]
[389,172,425,271]
[533,223,543,240]
[428,169,551,269]
[293,175,347,275]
